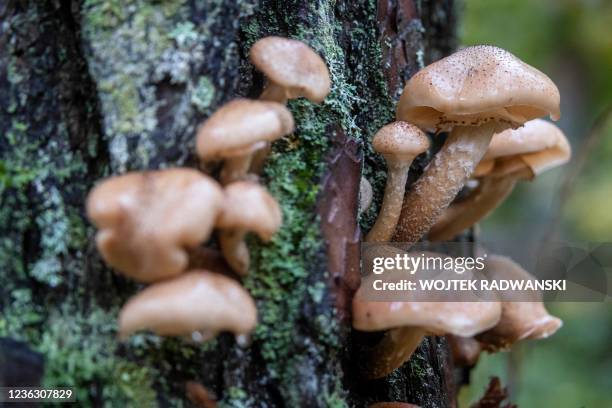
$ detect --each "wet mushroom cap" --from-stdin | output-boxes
[87,169,224,283]
[250,36,331,103]
[196,98,294,161]
[217,181,282,240]
[372,121,430,161]
[396,45,560,132]
[119,270,257,338]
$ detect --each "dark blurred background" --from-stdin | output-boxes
[459,0,612,406]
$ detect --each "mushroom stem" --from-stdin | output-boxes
[219,229,250,276]
[248,143,272,175]
[220,153,253,185]
[428,167,531,241]
[364,327,426,379]
[393,122,503,244]
[366,162,411,242]
[260,82,288,104]
[248,83,286,174]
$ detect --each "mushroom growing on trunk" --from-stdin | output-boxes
[119,270,257,345]
[250,36,331,104]
[196,99,294,184]
[86,169,223,283]
[217,181,282,275]
[359,176,374,215]
[392,45,560,245]
[429,119,571,241]
[366,122,430,242]
[352,249,501,378]
[476,255,563,351]
[248,36,331,172]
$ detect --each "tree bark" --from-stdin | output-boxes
[0,0,458,406]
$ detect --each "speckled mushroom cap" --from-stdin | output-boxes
[250,36,331,103]
[217,181,282,241]
[118,271,257,338]
[86,169,223,283]
[476,119,571,178]
[196,98,294,161]
[396,46,560,132]
[476,255,562,350]
[352,251,501,336]
[372,121,430,163]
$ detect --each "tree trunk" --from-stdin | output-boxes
[0,0,458,406]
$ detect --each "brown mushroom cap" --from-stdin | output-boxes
[353,297,500,337]
[217,181,282,240]
[484,119,560,160]
[196,98,294,161]
[476,255,562,350]
[87,169,223,283]
[119,271,257,339]
[250,36,331,103]
[352,251,501,337]
[479,119,571,178]
[397,45,560,132]
[372,121,430,163]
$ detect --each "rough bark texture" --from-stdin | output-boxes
[0,0,457,406]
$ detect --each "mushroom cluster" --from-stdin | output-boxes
[355,45,568,379]
[86,36,330,347]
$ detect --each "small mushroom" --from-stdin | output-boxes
[359,176,374,215]
[352,250,501,378]
[86,169,223,283]
[119,270,257,342]
[366,122,430,242]
[185,382,217,408]
[217,181,282,275]
[393,46,560,245]
[196,98,294,184]
[447,334,482,367]
[248,36,331,172]
[429,119,571,241]
[476,255,563,351]
[250,36,331,104]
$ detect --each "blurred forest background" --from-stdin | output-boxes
[459,0,612,406]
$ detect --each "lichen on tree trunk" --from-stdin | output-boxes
[0,0,458,406]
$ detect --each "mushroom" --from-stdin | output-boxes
[196,98,294,184]
[393,45,560,245]
[185,382,217,408]
[217,181,282,275]
[447,334,482,367]
[476,255,562,351]
[429,119,571,241]
[353,250,501,378]
[86,169,223,283]
[359,177,374,215]
[366,122,430,242]
[119,270,257,343]
[250,36,331,104]
[248,36,331,172]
